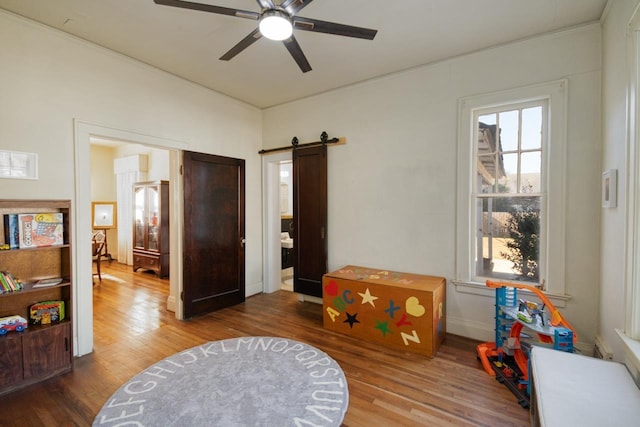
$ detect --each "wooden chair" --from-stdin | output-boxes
[92,231,106,282]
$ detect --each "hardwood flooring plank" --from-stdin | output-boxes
[0,262,530,426]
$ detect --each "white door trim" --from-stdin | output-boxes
[73,119,186,356]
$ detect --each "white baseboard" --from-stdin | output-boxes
[246,281,262,297]
[446,316,494,342]
[447,316,592,356]
[166,295,176,313]
[298,294,322,304]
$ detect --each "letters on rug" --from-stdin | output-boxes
[93,336,349,426]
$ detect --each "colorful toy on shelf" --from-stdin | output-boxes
[477,280,578,408]
[0,315,28,335]
[30,300,65,325]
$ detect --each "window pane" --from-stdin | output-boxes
[478,113,496,126]
[497,153,518,194]
[478,123,497,155]
[520,151,541,193]
[499,110,519,151]
[475,196,540,282]
[477,154,496,193]
[522,106,542,150]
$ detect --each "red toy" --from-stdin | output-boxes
[0,315,28,335]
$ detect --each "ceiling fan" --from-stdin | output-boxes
[153,0,378,73]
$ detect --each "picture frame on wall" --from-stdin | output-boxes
[602,169,617,208]
[92,201,117,229]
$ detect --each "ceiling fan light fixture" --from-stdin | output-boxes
[259,10,293,41]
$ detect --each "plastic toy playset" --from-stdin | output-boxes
[477,280,577,408]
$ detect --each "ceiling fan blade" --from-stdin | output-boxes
[283,35,312,73]
[154,0,259,20]
[280,0,314,16]
[220,28,263,61]
[256,0,276,10]
[293,16,377,40]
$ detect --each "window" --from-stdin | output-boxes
[474,103,544,282]
[456,80,567,297]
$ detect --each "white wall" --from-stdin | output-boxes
[263,24,602,346]
[90,145,119,257]
[114,144,170,182]
[90,145,118,201]
[600,0,640,361]
[0,10,263,355]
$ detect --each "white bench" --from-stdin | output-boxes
[530,346,640,426]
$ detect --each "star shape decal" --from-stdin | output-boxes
[384,299,401,318]
[374,320,392,336]
[343,312,360,329]
[358,288,379,307]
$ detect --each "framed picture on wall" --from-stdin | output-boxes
[92,201,117,229]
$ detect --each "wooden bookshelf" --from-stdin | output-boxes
[0,200,73,396]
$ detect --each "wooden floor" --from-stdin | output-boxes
[0,262,530,426]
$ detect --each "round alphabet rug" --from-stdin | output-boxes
[93,337,348,426]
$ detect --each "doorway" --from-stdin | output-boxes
[262,145,328,299]
[74,120,186,356]
[262,151,292,294]
[279,160,294,291]
[89,141,171,271]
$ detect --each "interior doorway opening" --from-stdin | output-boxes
[74,120,186,356]
[262,150,292,294]
[279,160,294,291]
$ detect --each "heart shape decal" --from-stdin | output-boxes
[324,280,338,297]
[405,296,426,317]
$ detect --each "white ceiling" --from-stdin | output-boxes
[0,0,607,108]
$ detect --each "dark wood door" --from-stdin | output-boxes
[183,151,245,318]
[293,145,327,297]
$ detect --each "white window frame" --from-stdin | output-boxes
[473,100,547,282]
[455,80,568,301]
[615,8,640,375]
[623,11,640,343]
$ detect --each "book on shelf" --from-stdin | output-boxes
[18,213,64,249]
[0,271,23,294]
[33,277,63,288]
[3,214,19,249]
[0,273,9,292]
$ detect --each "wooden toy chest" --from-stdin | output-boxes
[322,265,446,357]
